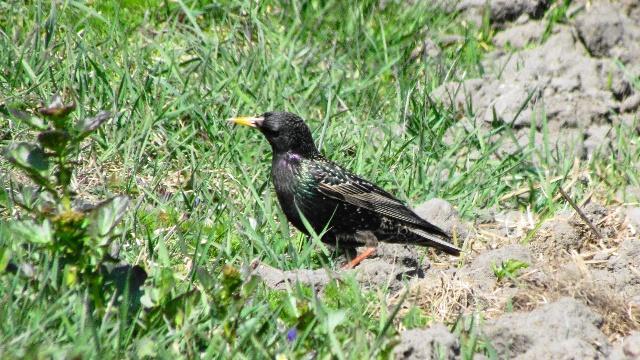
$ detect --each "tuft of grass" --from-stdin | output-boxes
[491,259,530,282]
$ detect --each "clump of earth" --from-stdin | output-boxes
[432,0,640,164]
[253,0,640,358]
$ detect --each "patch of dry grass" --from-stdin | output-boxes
[392,203,639,340]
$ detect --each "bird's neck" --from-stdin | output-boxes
[274,150,311,167]
[297,142,321,158]
[273,144,321,161]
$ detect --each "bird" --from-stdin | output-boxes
[229,111,461,268]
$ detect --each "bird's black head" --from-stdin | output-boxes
[229,111,319,157]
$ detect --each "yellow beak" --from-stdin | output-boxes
[227,116,264,128]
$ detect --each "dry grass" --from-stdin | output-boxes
[391,202,639,340]
[396,271,476,325]
[514,263,640,341]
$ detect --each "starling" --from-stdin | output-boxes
[229,112,461,267]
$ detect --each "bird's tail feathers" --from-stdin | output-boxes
[408,227,461,256]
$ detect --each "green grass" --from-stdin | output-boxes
[0,0,638,358]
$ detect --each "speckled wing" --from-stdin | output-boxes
[306,160,461,255]
[310,161,444,231]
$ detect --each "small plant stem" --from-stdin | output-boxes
[558,186,602,240]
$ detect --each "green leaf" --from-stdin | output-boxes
[504,259,529,273]
[8,219,53,244]
[283,293,301,320]
[140,287,159,308]
[37,94,75,120]
[156,238,171,267]
[6,108,48,130]
[326,310,346,331]
[492,259,529,281]
[0,246,11,272]
[56,167,72,187]
[0,187,9,209]
[77,111,112,138]
[3,142,50,179]
[221,264,242,294]
[136,337,157,358]
[64,265,79,286]
[195,266,215,290]
[242,275,260,297]
[89,195,130,238]
[38,130,70,153]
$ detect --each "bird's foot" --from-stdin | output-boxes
[342,247,376,269]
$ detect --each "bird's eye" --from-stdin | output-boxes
[261,121,280,135]
[262,125,279,135]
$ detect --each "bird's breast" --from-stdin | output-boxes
[272,153,311,232]
[272,153,303,193]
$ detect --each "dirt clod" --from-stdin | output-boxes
[414,198,470,240]
[252,262,339,292]
[393,323,459,360]
[482,297,609,359]
[521,338,604,360]
[626,208,640,234]
[493,21,545,48]
[354,258,412,292]
[593,239,640,298]
[533,216,583,253]
[610,331,640,360]
[434,1,640,160]
[574,1,640,64]
[457,0,550,28]
[460,244,533,292]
